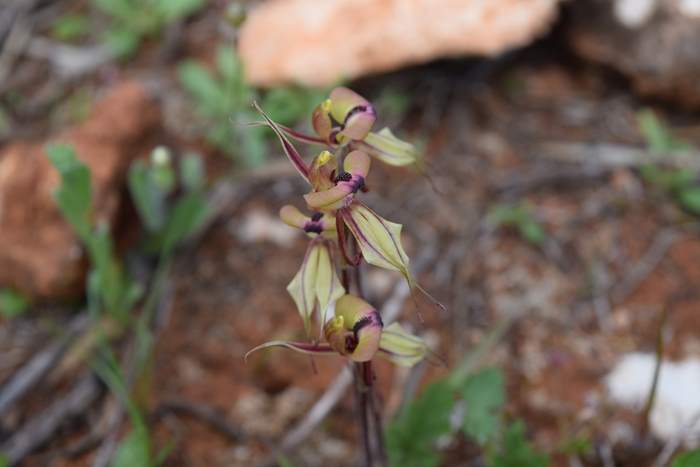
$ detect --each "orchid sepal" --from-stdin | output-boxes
[253,101,310,183]
[244,340,335,362]
[354,127,421,168]
[287,239,345,335]
[377,322,435,367]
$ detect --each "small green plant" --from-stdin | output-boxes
[95,0,203,57]
[637,109,700,215]
[179,46,329,167]
[51,13,90,42]
[128,147,209,255]
[672,448,700,467]
[386,366,548,467]
[95,347,173,467]
[0,452,8,467]
[48,144,141,321]
[488,202,546,246]
[0,288,30,318]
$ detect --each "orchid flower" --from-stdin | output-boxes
[304,150,370,211]
[280,205,344,335]
[245,294,433,367]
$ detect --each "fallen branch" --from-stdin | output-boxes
[0,374,101,466]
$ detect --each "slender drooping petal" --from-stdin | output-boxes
[355,127,421,167]
[341,202,413,285]
[254,101,310,183]
[378,322,431,367]
[245,340,335,362]
[304,150,371,211]
[324,294,383,362]
[287,240,344,334]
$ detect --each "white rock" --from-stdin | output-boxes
[233,209,298,247]
[679,0,700,17]
[239,0,560,86]
[606,352,700,446]
[614,0,657,28]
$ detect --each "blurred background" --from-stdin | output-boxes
[2,0,700,466]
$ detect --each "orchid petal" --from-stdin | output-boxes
[343,150,371,178]
[325,294,383,362]
[378,322,430,367]
[279,205,308,229]
[342,202,412,285]
[313,243,345,328]
[304,185,353,211]
[309,150,337,192]
[356,128,420,167]
[287,242,321,334]
[245,340,335,362]
[253,101,310,183]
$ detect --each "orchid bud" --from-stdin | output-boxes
[356,127,420,167]
[377,323,431,367]
[324,294,383,362]
[304,150,371,211]
[287,239,344,334]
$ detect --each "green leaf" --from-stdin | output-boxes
[128,160,166,232]
[386,379,455,467]
[0,452,8,467]
[103,28,140,57]
[519,220,545,246]
[637,109,690,153]
[178,62,225,114]
[156,0,202,21]
[672,449,700,467]
[0,288,30,318]
[261,87,318,127]
[161,192,209,253]
[94,0,134,22]
[111,427,151,467]
[489,421,549,467]
[51,14,90,41]
[46,144,92,240]
[678,187,700,214]
[181,154,205,191]
[462,367,505,445]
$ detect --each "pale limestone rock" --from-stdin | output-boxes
[239,0,560,86]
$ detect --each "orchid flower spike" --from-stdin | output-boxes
[245,294,434,367]
[280,205,344,334]
[305,150,371,211]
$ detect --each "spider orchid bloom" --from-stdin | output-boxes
[245,294,433,367]
[280,205,344,335]
[313,87,377,145]
[304,150,370,211]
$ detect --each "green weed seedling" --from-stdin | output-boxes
[179,46,328,167]
[95,0,203,57]
[386,365,548,467]
[488,202,546,247]
[47,144,141,322]
[672,448,700,467]
[128,147,209,255]
[95,347,173,467]
[637,109,700,215]
[0,288,30,318]
[51,13,90,42]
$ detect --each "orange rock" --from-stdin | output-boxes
[239,0,560,87]
[0,81,160,299]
